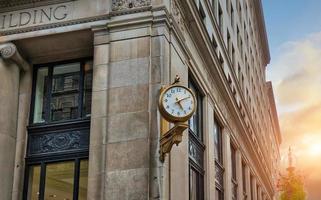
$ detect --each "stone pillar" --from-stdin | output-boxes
[12,68,32,200]
[87,29,110,200]
[245,165,251,200]
[0,43,28,200]
[252,177,258,200]
[257,187,262,200]
[223,132,232,200]
[235,150,243,200]
[207,103,216,199]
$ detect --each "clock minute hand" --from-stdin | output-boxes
[177,96,191,103]
[175,97,184,110]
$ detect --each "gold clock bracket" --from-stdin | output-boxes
[159,122,188,162]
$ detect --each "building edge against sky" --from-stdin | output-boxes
[0,0,281,200]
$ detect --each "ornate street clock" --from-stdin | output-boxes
[159,85,197,123]
[158,75,197,162]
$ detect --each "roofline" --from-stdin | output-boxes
[253,0,271,66]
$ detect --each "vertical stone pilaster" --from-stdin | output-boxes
[207,103,216,199]
[0,43,24,200]
[245,165,251,200]
[252,177,258,200]
[87,29,110,200]
[12,69,32,200]
[223,131,231,200]
[236,150,243,200]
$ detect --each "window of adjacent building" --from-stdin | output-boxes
[231,3,234,29]
[231,145,237,200]
[218,3,223,33]
[198,2,206,26]
[25,59,92,200]
[212,34,218,53]
[214,117,224,200]
[32,60,93,124]
[242,162,247,199]
[188,77,204,200]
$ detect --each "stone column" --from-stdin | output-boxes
[235,150,243,200]
[87,28,110,200]
[257,187,262,200]
[245,165,251,200]
[0,43,28,200]
[223,132,232,200]
[207,103,216,199]
[252,177,258,200]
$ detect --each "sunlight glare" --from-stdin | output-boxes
[308,144,321,156]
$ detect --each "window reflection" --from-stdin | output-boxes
[44,161,74,200]
[78,160,88,200]
[33,68,48,123]
[27,165,41,200]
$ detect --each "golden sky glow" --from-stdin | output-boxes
[267,32,321,199]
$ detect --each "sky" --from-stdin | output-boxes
[262,0,321,199]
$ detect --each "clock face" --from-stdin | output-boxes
[159,85,196,122]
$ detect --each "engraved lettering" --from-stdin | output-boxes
[9,14,18,28]
[53,5,67,20]
[33,10,38,24]
[19,12,31,26]
[40,7,52,23]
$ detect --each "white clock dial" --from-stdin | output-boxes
[160,85,196,121]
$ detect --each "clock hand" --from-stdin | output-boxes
[177,96,191,103]
[175,97,184,110]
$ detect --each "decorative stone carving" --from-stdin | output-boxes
[28,129,89,155]
[0,43,29,71]
[0,43,16,59]
[112,0,151,11]
[171,0,185,33]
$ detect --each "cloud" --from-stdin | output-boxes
[267,32,321,199]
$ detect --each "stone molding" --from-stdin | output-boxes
[112,0,151,11]
[0,43,28,71]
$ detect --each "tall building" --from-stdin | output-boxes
[0,0,281,200]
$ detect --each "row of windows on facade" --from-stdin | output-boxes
[188,78,269,200]
[196,0,271,160]
[196,0,266,117]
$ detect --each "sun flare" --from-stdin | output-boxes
[308,144,321,156]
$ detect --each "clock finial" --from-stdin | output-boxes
[173,75,180,84]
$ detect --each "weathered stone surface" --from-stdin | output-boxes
[92,64,108,92]
[109,57,149,88]
[110,37,150,62]
[91,90,107,118]
[108,84,149,114]
[106,168,149,200]
[106,139,149,171]
[107,111,149,143]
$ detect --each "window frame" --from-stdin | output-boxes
[29,57,93,125]
[188,76,205,200]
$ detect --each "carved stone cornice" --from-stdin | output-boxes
[112,0,151,11]
[0,43,28,71]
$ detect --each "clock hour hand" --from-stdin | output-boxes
[175,97,184,110]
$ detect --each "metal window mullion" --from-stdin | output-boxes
[73,158,80,200]
[45,67,53,123]
[39,162,46,200]
[78,62,84,119]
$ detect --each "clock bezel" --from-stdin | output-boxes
[158,84,197,123]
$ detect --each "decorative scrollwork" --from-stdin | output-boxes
[0,43,16,59]
[28,129,89,156]
[171,0,185,33]
[112,0,151,11]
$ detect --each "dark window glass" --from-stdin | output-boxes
[32,60,92,124]
[188,78,204,200]
[214,119,223,164]
[215,188,224,200]
[231,145,237,200]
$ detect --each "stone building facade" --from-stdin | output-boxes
[0,0,281,200]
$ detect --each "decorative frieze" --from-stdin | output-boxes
[171,0,185,33]
[112,0,151,11]
[28,129,89,156]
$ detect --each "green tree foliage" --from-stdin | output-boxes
[279,169,306,200]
